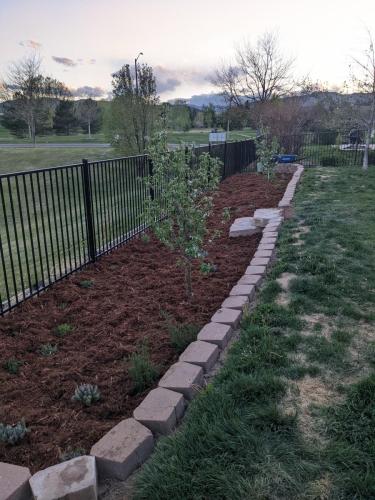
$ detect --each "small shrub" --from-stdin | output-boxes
[168,322,199,353]
[79,280,93,289]
[141,233,151,243]
[0,420,28,445]
[72,384,101,406]
[58,302,68,310]
[222,207,231,222]
[128,345,159,394]
[40,344,58,357]
[200,262,217,275]
[59,447,86,462]
[55,323,73,337]
[320,155,340,167]
[3,359,22,375]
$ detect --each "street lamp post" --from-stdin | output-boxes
[134,51,143,95]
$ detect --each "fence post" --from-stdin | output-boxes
[148,156,155,200]
[81,159,96,263]
[222,141,228,179]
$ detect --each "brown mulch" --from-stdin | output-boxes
[0,172,290,472]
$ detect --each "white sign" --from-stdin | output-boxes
[209,132,227,143]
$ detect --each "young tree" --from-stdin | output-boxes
[350,31,375,170]
[213,32,294,108]
[256,128,279,181]
[203,104,217,128]
[2,54,68,144]
[144,131,220,299]
[75,98,101,138]
[107,63,159,153]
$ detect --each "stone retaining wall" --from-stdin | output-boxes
[1,165,304,500]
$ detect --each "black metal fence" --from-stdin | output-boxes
[0,139,256,314]
[277,130,375,167]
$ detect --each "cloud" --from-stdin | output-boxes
[154,65,212,94]
[52,56,77,67]
[19,40,42,49]
[71,86,105,98]
[89,59,96,65]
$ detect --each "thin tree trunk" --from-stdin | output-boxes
[362,130,370,170]
[88,120,91,139]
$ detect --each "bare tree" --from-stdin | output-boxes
[213,32,294,110]
[3,54,68,144]
[350,31,375,170]
[75,98,100,138]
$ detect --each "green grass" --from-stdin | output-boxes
[133,166,375,500]
[0,147,115,175]
[167,127,255,144]
[0,124,107,144]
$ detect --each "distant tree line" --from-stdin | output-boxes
[0,54,102,142]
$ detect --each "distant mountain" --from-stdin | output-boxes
[168,93,226,110]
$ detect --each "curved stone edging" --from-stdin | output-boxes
[1,165,304,500]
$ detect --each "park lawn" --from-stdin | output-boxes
[0,146,115,174]
[131,166,375,500]
[167,128,256,144]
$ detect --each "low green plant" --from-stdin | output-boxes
[59,447,86,462]
[200,262,217,275]
[141,233,151,243]
[54,323,73,337]
[40,344,58,357]
[168,322,199,353]
[222,207,231,222]
[0,420,28,445]
[3,358,22,375]
[79,280,93,289]
[128,345,159,394]
[72,384,101,406]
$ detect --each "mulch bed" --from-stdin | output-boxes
[0,172,290,473]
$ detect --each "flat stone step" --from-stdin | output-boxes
[229,217,260,237]
[253,208,283,227]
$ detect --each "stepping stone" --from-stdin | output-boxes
[245,265,266,275]
[229,217,260,237]
[30,456,97,500]
[237,275,261,287]
[230,284,256,297]
[198,322,233,347]
[221,295,249,310]
[211,307,242,327]
[158,361,203,400]
[0,462,31,500]
[253,208,283,227]
[250,258,270,267]
[133,387,185,435]
[91,419,153,481]
[179,341,219,372]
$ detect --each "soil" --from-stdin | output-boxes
[0,172,290,473]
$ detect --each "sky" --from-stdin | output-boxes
[0,0,374,101]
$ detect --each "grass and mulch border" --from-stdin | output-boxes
[0,171,291,473]
[131,166,375,500]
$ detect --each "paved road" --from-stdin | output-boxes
[0,143,111,148]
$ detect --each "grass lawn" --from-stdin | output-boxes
[167,128,255,144]
[0,147,115,174]
[129,166,375,500]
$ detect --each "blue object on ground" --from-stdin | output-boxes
[277,154,298,163]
